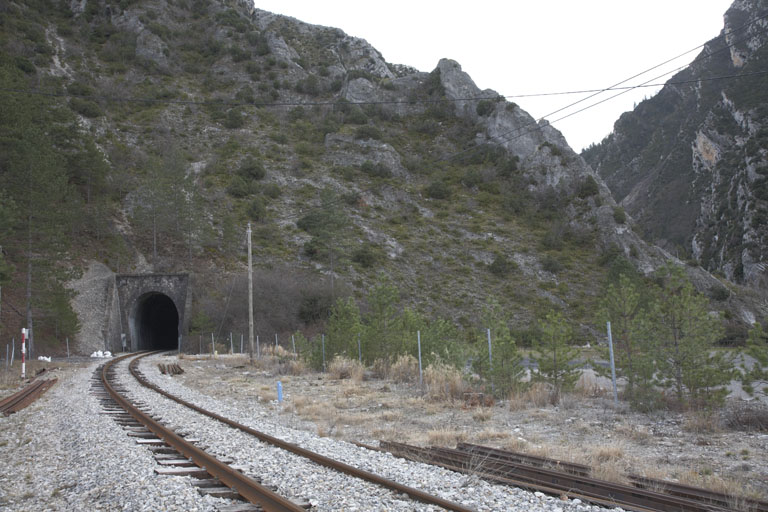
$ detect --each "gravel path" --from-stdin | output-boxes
[0,355,625,511]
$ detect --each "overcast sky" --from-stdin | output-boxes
[253,1,734,152]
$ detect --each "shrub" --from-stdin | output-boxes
[578,175,600,198]
[489,254,516,276]
[360,160,391,178]
[69,97,102,118]
[613,206,627,224]
[247,197,267,221]
[227,176,250,198]
[476,99,495,116]
[354,125,382,140]
[425,180,450,200]
[238,157,266,181]
[352,244,381,268]
[541,254,563,273]
[223,109,245,128]
[262,183,282,199]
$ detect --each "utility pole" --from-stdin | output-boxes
[247,223,255,364]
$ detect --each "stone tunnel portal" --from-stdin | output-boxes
[131,292,179,350]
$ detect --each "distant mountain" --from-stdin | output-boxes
[0,0,762,352]
[583,0,768,293]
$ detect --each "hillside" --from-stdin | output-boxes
[582,0,768,293]
[0,0,762,353]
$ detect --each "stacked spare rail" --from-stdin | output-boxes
[378,440,768,512]
[0,375,58,416]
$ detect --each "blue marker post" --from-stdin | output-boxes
[277,381,283,403]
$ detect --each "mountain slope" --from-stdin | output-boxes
[0,0,762,351]
[583,0,768,292]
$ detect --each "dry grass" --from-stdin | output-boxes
[424,360,467,401]
[475,428,512,442]
[389,354,419,383]
[328,356,364,382]
[500,437,529,452]
[426,428,468,446]
[683,411,722,434]
[472,407,493,422]
[614,422,651,444]
[676,470,761,509]
[508,382,551,410]
[574,371,608,398]
[587,442,627,484]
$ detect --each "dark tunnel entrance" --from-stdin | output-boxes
[132,292,179,350]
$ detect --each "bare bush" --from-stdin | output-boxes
[389,354,419,383]
[424,359,467,401]
[328,356,364,382]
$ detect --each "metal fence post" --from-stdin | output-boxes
[417,331,423,388]
[607,321,618,406]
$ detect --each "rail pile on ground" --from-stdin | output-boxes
[157,362,184,375]
[0,378,58,416]
[379,440,767,512]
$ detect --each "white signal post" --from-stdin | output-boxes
[21,328,27,380]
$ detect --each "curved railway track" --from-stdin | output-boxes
[105,351,475,511]
[101,352,306,511]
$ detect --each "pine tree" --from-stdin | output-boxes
[598,273,656,407]
[478,297,524,396]
[649,265,731,407]
[532,311,580,403]
[740,323,768,397]
[326,297,362,359]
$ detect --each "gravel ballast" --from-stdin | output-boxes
[0,355,623,511]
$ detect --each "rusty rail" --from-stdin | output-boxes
[380,440,740,512]
[0,378,58,416]
[456,442,768,512]
[130,352,475,512]
[102,352,304,512]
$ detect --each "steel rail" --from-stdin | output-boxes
[129,352,475,512]
[101,352,304,512]
[0,378,57,415]
[457,442,768,512]
[457,442,591,476]
[380,441,732,512]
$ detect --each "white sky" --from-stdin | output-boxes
[254,1,734,151]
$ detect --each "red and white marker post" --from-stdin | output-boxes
[21,328,27,380]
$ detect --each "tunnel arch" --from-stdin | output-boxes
[129,292,180,351]
[114,274,189,353]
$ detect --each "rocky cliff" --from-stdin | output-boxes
[583,0,768,293]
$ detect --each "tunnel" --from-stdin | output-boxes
[130,292,179,350]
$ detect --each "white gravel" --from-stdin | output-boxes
[0,360,228,511]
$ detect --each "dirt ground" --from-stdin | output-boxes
[168,353,768,504]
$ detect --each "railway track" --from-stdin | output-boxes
[107,352,475,511]
[377,440,768,512]
[98,352,307,511]
[0,376,58,416]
